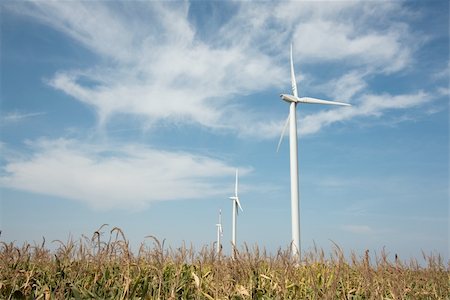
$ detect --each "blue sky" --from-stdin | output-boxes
[1,1,448,262]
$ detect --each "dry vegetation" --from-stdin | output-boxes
[1,225,448,299]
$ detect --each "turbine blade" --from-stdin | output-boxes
[235,197,243,212]
[235,169,238,197]
[276,112,290,153]
[299,97,351,106]
[290,43,298,98]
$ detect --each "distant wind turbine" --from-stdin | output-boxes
[216,209,223,255]
[278,44,351,261]
[229,169,243,258]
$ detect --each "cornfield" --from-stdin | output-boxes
[1,225,448,299]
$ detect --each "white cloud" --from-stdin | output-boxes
[299,90,432,135]
[273,1,413,73]
[4,1,423,137]
[235,90,435,140]
[6,1,141,62]
[1,111,46,123]
[293,20,412,73]
[0,139,240,210]
[318,71,368,101]
[10,0,285,130]
[433,62,450,80]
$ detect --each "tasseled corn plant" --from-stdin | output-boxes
[1,225,448,299]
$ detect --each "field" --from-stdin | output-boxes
[1,226,448,299]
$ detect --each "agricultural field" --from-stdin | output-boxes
[1,227,448,299]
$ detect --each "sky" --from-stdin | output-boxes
[0,0,448,262]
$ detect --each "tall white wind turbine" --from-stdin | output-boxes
[229,169,243,258]
[278,44,351,261]
[216,209,223,254]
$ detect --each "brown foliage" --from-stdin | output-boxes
[1,226,448,299]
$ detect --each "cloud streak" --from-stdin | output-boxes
[241,89,436,140]
[299,90,432,136]
[4,1,426,136]
[9,1,285,129]
[0,139,238,210]
[1,111,46,124]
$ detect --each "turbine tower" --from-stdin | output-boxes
[229,169,243,258]
[278,44,351,261]
[216,209,223,254]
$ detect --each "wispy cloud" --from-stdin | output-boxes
[319,71,369,102]
[0,138,241,210]
[242,89,437,140]
[299,90,433,136]
[4,1,427,137]
[1,111,46,124]
[293,20,412,73]
[273,1,414,73]
[432,61,449,80]
[9,1,285,129]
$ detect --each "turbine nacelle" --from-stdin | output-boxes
[280,93,298,103]
[280,93,351,106]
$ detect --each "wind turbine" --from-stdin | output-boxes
[216,209,223,254]
[229,169,243,258]
[278,44,351,261]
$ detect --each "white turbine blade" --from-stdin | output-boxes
[299,97,351,106]
[276,112,290,153]
[290,43,298,98]
[235,197,243,212]
[235,169,239,197]
[219,224,223,235]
